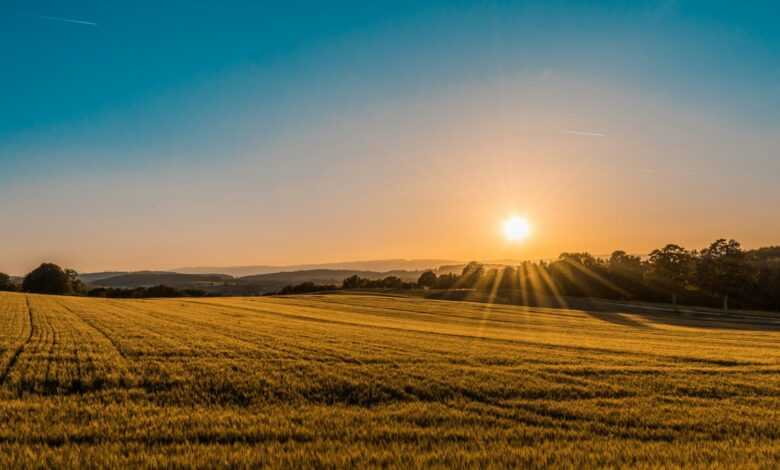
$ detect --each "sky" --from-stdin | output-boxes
[1,1,779,274]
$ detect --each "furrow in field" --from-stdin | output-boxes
[4,291,780,467]
[0,295,34,388]
[52,300,134,391]
[112,300,300,360]
[176,299,448,363]
[73,300,199,356]
[13,296,65,394]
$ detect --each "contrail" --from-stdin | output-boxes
[39,15,97,26]
[562,129,606,137]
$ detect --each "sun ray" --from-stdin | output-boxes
[562,258,630,299]
[536,263,569,309]
[518,262,530,308]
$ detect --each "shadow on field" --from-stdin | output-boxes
[423,289,780,332]
[580,310,651,329]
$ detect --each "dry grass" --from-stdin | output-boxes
[2,291,780,468]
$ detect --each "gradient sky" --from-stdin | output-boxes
[2,1,779,274]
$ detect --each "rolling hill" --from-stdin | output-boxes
[81,268,427,293]
[171,258,460,277]
[77,271,130,284]
[238,268,422,285]
[86,271,232,288]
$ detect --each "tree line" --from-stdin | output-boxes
[411,239,780,312]
[3,239,778,311]
[307,239,778,312]
[277,276,417,295]
[0,263,207,298]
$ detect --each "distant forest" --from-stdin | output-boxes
[2,239,779,311]
[337,239,780,312]
[427,240,779,311]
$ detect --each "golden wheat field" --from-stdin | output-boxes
[2,291,780,468]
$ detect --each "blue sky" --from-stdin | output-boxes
[1,1,779,273]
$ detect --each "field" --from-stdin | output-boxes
[2,292,780,467]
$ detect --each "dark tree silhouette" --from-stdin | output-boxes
[460,262,485,288]
[559,252,599,268]
[417,271,438,288]
[22,263,72,295]
[609,251,641,271]
[0,273,16,292]
[550,253,614,298]
[648,244,693,308]
[697,239,756,312]
[65,269,86,295]
[435,273,458,289]
[145,285,181,298]
[342,275,361,289]
[757,264,780,311]
[607,251,644,300]
[279,282,338,295]
[381,276,403,288]
[498,266,517,292]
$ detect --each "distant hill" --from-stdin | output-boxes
[80,268,426,294]
[233,269,424,294]
[171,259,460,277]
[239,269,421,284]
[172,265,279,277]
[78,271,129,284]
[88,271,233,288]
[436,264,466,275]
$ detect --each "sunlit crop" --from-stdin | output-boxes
[1,291,780,467]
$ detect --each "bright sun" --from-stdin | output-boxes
[502,216,531,242]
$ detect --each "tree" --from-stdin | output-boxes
[381,276,403,289]
[607,251,645,300]
[0,273,16,291]
[435,273,458,289]
[697,239,756,312]
[417,271,438,288]
[551,252,610,298]
[342,275,362,289]
[87,287,109,298]
[757,263,780,311]
[498,266,517,292]
[280,282,320,295]
[145,285,180,298]
[559,252,599,269]
[65,269,86,295]
[460,262,485,288]
[648,244,693,308]
[608,251,641,272]
[22,263,72,295]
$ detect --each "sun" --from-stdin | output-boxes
[502,216,531,242]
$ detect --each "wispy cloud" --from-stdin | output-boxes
[562,129,606,137]
[39,15,97,27]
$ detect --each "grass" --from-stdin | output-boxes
[2,291,780,467]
